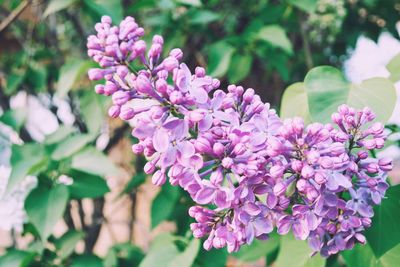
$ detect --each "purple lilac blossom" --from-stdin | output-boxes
[87,16,392,256]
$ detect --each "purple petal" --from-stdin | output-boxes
[195,187,215,205]
[253,217,273,235]
[153,128,169,152]
[177,141,195,159]
[292,219,309,240]
[266,193,278,209]
[161,147,177,167]
[199,115,213,131]
[191,86,209,104]
[243,203,261,216]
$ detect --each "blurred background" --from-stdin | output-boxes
[0,0,400,266]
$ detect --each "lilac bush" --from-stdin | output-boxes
[87,16,392,257]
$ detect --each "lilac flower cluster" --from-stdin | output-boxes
[87,16,392,256]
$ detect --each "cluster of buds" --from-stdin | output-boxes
[87,16,392,256]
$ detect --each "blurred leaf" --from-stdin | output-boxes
[0,108,27,131]
[83,0,123,23]
[7,144,44,192]
[304,67,396,123]
[69,171,110,199]
[196,249,228,267]
[365,185,400,258]
[275,234,325,267]
[121,172,147,195]
[56,60,92,98]
[79,91,104,134]
[280,82,311,121]
[304,66,349,123]
[27,63,47,93]
[387,53,400,82]
[176,0,202,7]
[168,238,200,267]
[54,231,84,259]
[0,250,35,267]
[44,125,77,145]
[151,182,180,228]
[189,10,220,25]
[208,41,235,77]
[227,53,253,83]
[71,147,119,176]
[25,185,69,241]
[257,25,293,54]
[347,78,396,123]
[51,134,93,161]
[43,0,77,17]
[5,71,25,95]
[104,243,144,267]
[139,234,180,267]
[287,0,318,13]
[71,254,103,267]
[233,234,279,262]
[342,243,375,267]
[342,242,400,267]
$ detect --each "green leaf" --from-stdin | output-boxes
[207,41,235,77]
[27,62,47,93]
[5,71,25,95]
[0,108,27,131]
[71,147,119,176]
[365,185,400,257]
[196,249,228,267]
[79,91,105,134]
[280,82,311,121]
[56,59,92,98]
[121,172,147,195]
[0,250,35,267]
[43,0,77,17]
[287,0,318,13]
[139,234,180,267]
[104,243,144,267]
[175,0,202,6]
[302,66,396,123]
[348,78,397,123]
[275,234,325,267]
[342,243,376,267]
[151,183,180,228]
[304,66,349,123]
[25,185,69,241]
[71,254,104,267]
[257,25,293,54]
[386,53,400,82]
[44,125,77,145]
[68,171,110,199]
[168,238,200,267]
[51,134,93,161]
[227,53,253,84]
[233,234,279,262]
[7,143,45,192]
[342,243,400,267]
[55,231,84,259]
[83,0,123,23]
[189,10,220,25]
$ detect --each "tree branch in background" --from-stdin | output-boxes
[0,0,31,32]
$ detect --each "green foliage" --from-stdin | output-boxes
[275,234,326,267]
[281,66,397,124]
[151,182,180,228]
[1,1,400,266]
[54,231,84,259]
[68,171,110,199]
[71,147,119,176]
[25,185,69,241]
[7,144,45,192]
[233,234,279,262]
[365,185,400,258]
